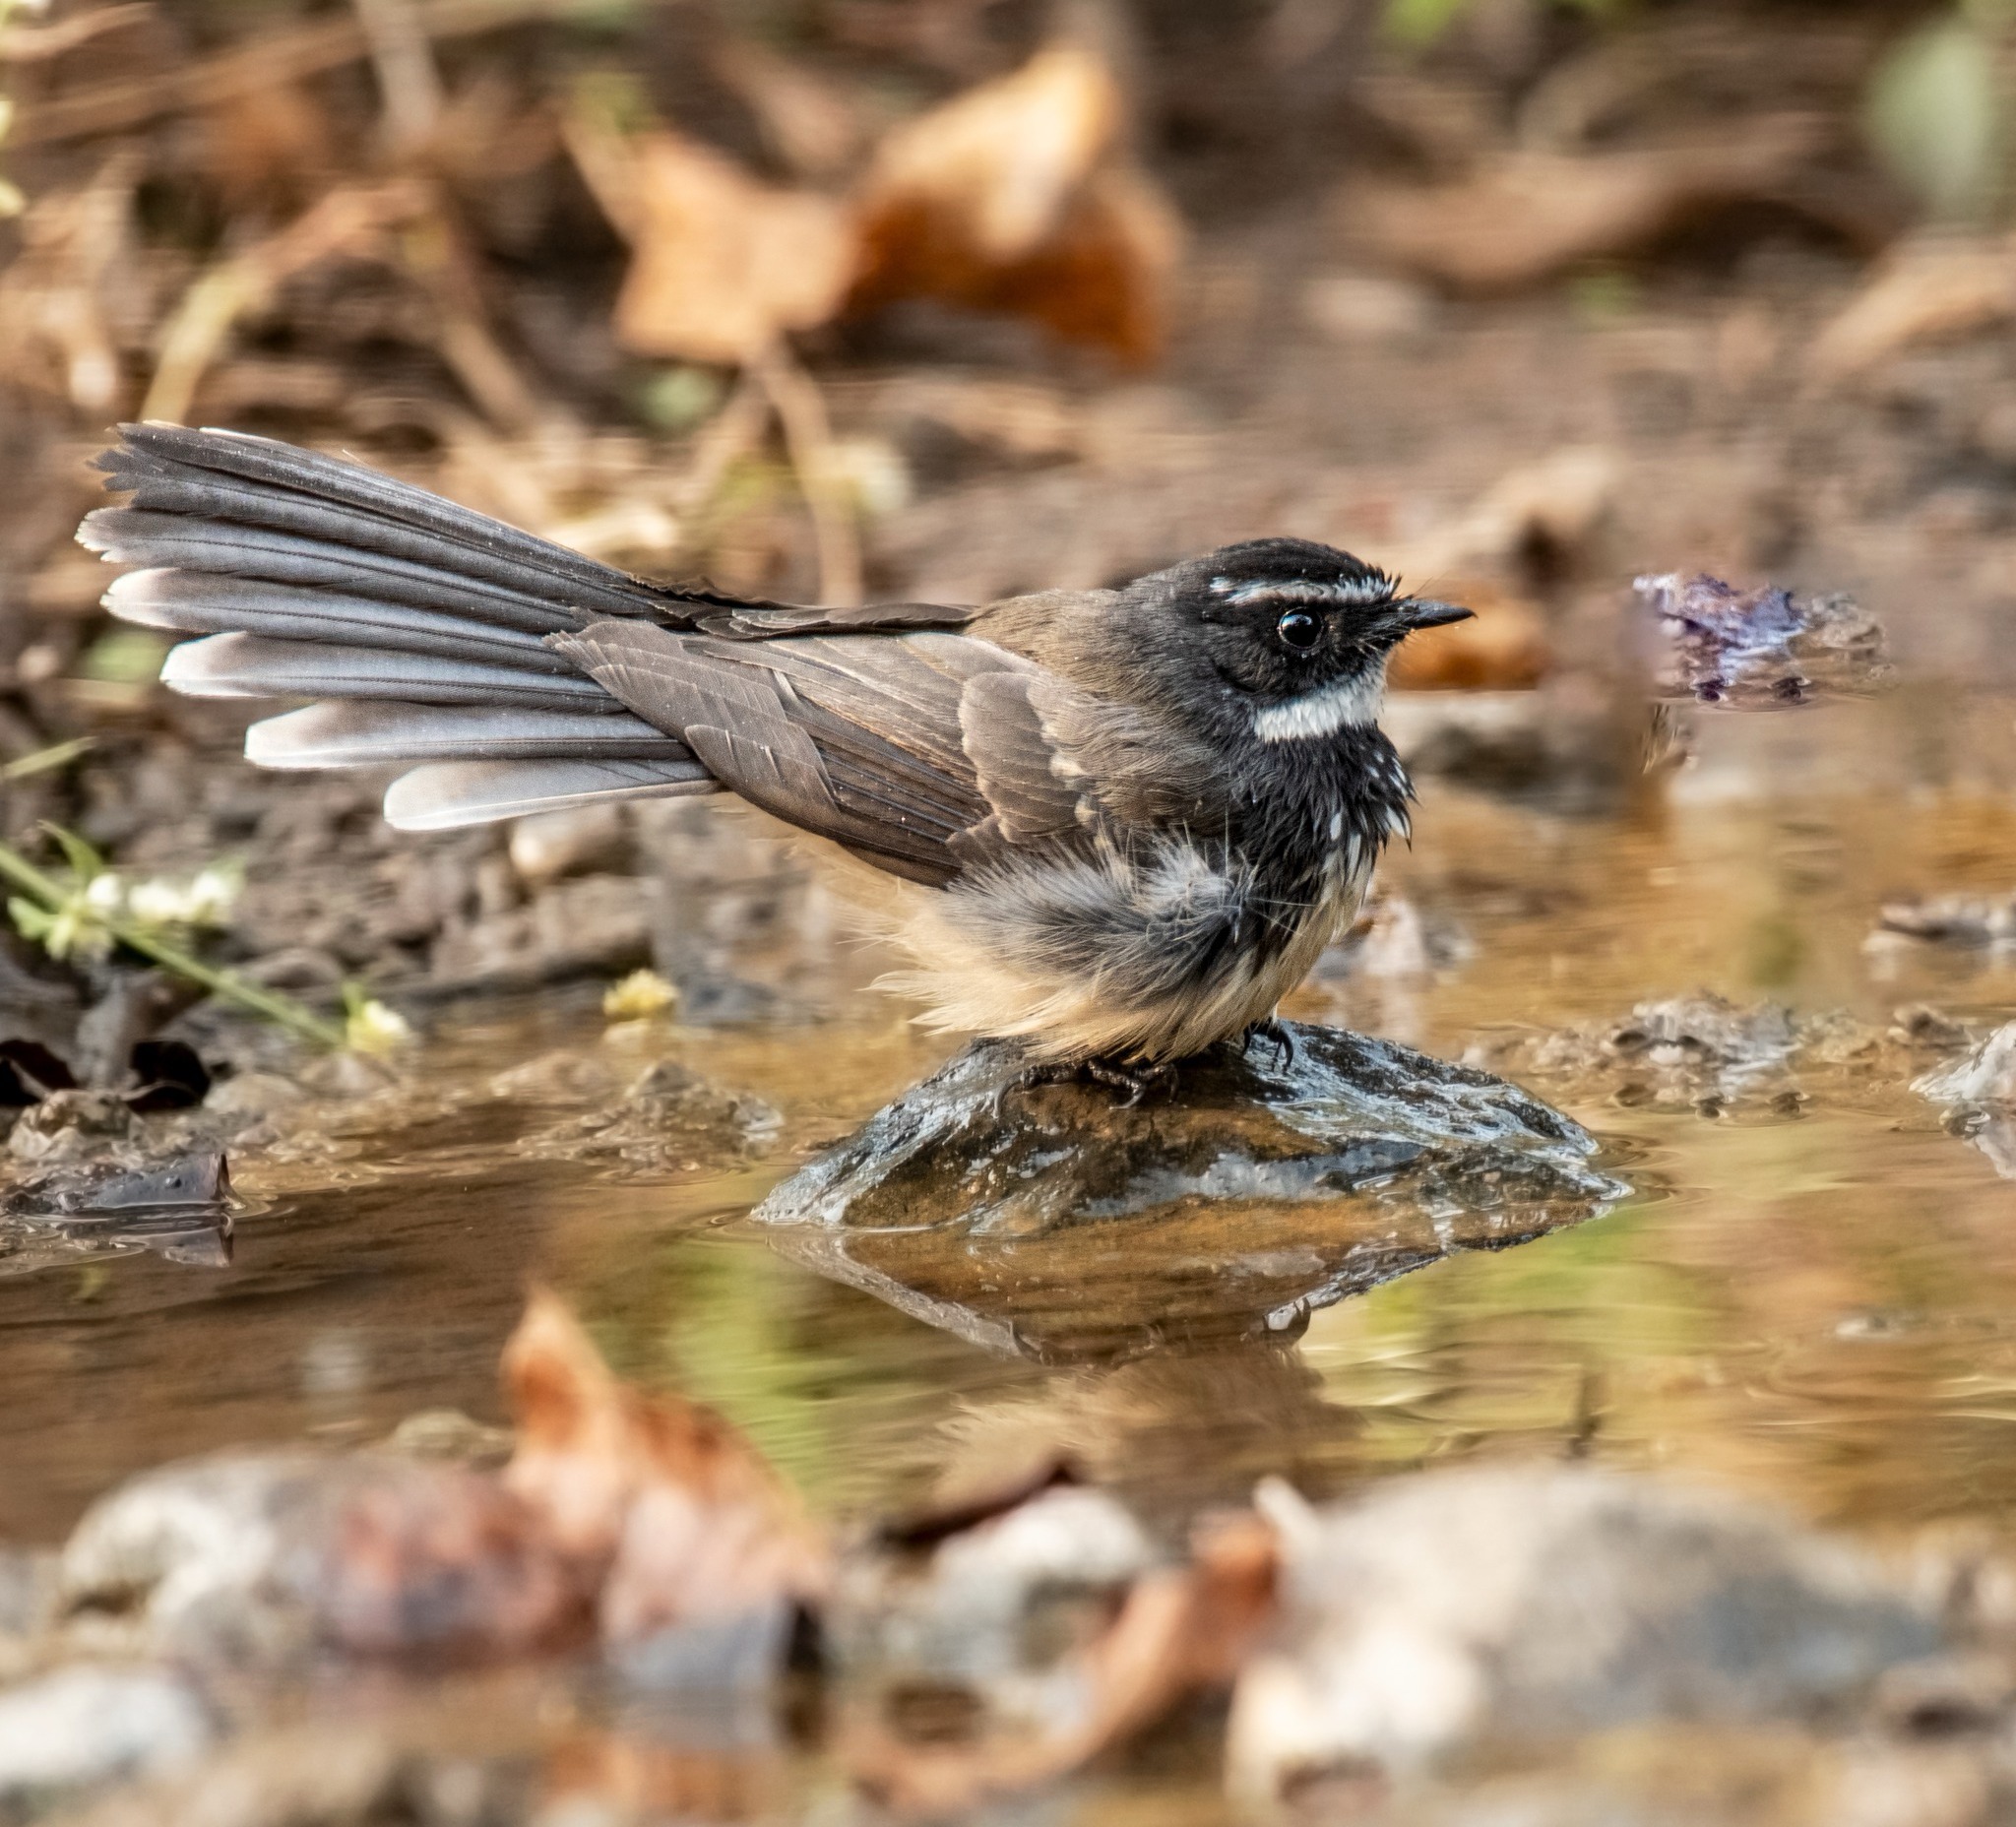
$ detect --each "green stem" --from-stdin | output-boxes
[0,841,347,1049]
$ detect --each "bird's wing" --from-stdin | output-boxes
[549,622,1221,887]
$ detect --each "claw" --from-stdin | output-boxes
[1245,1019,1296,1074]
[1082,1056,1175,1105]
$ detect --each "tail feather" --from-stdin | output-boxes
[160,632,614,710]
[107,569,566,672]
[82,424,730,828]
[383,758,713,831]
[82,509,586,635]
[95,423,662,621]
[246,702,694,769]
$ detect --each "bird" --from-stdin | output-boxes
[79,423,1471,1086]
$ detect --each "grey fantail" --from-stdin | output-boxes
[81,425,1472,1072]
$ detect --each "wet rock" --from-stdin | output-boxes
[1317,895,1473,985]
[756,1023,1623,1361]
[1479,994,1933,1114]
[832,1483,1158,1732]
[1914,1025,2016,1181]
[1914,1027,2016,1108]
[1227,1467,1943,1799]
[0,1665,213,1812]
[200,1072,309,1142]
[0,1155,232,1274]
[1873,894,2016,971]
[1891,1005,1972,1050]
[511,1057,782,1173]
[382,1410,515,1472]
[1637,572,1893,707]
[6,1092,135,1166]
[58,1451,586,1667]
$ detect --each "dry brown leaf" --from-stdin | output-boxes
[1810,235,2016,382]
[588,127,857,365]
[1343,120,1825,292]
[322,1459,590,1660]
[849,1508,1279,1815]
[850,43,1182,365]
[865,44,1119,265]
[502,1288,830,1648]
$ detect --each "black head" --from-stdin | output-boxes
[1118,537,1472,740]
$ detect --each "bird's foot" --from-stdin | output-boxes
[1243,1018,1297,1074]
[1016,1053,1175,1106]
[1082,1055,1176,1106]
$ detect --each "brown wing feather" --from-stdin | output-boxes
[547,619,1213,891]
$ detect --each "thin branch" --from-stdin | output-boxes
[751,342,861,607]
[13,0,566,147]
[0,4,152,63]
[142,182,426,424]
[352,0,444,153]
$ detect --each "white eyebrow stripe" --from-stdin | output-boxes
[1252,658,1388,741]
[1221,579,1394,607]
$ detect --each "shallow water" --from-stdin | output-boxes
[6,688,2016,1805]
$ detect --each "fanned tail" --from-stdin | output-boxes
[80,423,715,828]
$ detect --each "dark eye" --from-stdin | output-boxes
[1276,609,1322,653]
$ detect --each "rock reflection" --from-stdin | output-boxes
[756,1021,1626,1364]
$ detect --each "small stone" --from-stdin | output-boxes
[0,1666,212,1807]
[1227,1467,1941,1799]
[201,1072,307,1121]
[7,1091,134,1166]
[507,804,629,890]
[1891,1005,1971,1050]
[383,1409,515,1471]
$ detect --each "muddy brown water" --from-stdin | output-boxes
[6,686,2016,1588]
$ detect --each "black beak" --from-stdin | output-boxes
[1394,598,1475,631]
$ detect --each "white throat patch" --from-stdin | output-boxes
[1252,658,1387,742]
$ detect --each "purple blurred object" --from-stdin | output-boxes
[1635,572,1891,707]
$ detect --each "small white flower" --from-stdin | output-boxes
[83,872,127,915]
[345,998,414,1056]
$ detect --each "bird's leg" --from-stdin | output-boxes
[1243,1017,1297,1074]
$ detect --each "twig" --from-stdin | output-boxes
[0,843,347,1049]
[142,182,427,423]
[12,0,566,147]
[674,364,769,518]
[353,0,443,152]
[396,205,543,431]
[751,342,861,607]
[0,4,152,62]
